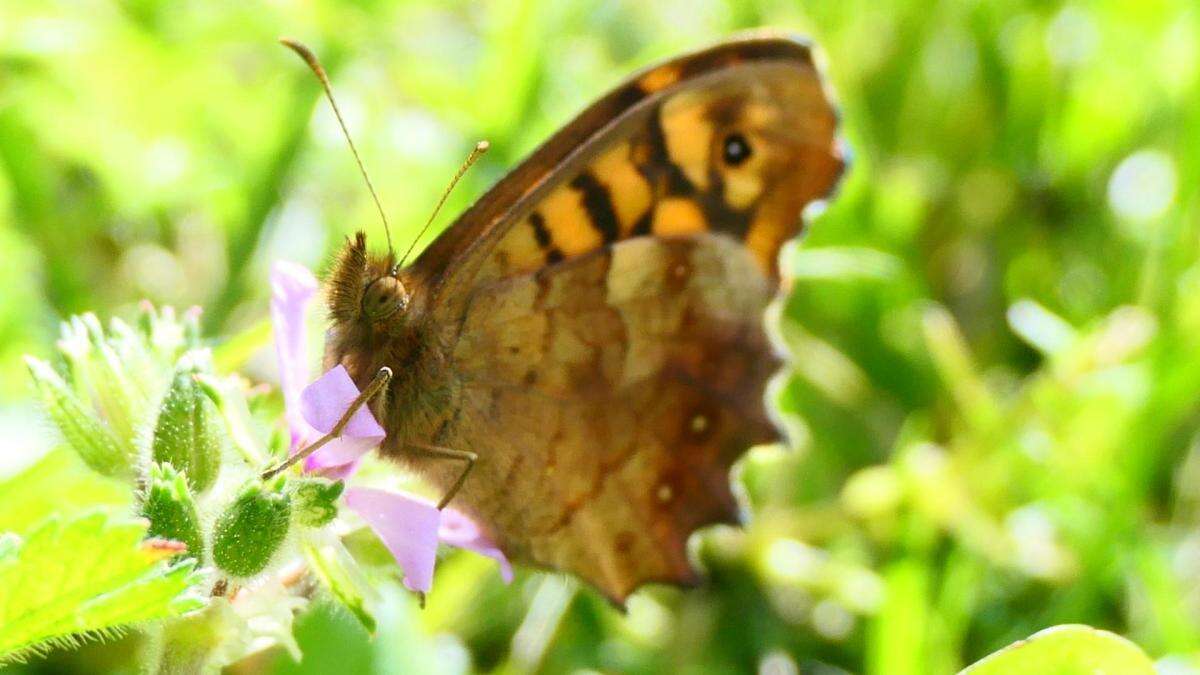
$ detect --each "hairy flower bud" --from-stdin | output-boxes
[137,302,187,364]
[142,463,204,562]
[79,313,144,443]
[152,353,223,493]
[25,356,131,477]
[212,480,292,577]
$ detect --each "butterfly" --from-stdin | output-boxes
[295,32,842,604]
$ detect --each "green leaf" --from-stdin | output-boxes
[0,449,128,536]
[960,625,1156,675]
[0,512,205,661]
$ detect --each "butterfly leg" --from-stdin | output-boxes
[407,442,477,510]
[260,367,393,480]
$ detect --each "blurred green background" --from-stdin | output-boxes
[2,0,1199,673]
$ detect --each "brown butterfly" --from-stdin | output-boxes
[279,33,843,604]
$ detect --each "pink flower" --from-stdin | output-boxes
[269,261,511,593]
[270,261,380,478]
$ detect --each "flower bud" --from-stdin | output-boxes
[212,481,292,577]
[290,478,345,527]
[105,317,160,402]
[142,462,204,562]
[183,306,203,350]
[79,313,145,442]
[25,356,131,477]
[152,354,224,493]
[137,302,186,364]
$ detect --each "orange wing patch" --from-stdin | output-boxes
[538,185,602,258]
[638,64,681,94]
[488,215,550,272]
[481,58,841,283]
[590,143,653,235]
[651,198,708,236]
[660,90,715,192]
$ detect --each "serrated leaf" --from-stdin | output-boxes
[960,625,1156,675]
[0,512,206,661]
[0,449,128,536]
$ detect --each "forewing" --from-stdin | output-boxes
[411,33,843,311]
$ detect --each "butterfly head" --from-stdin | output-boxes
[322,231,415,380]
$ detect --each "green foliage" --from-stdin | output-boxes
[302,538,377,634]
[0,450,127,537]
[961,625,1156,674]
[5,307,319,669]
[0,453,203,663]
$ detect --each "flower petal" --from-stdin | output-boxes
[343,487,441,593]
[296,366,386,472]
[300,365,386,439]
[303,453,362,479]
[439,508,514,583]
[270,261,319,448]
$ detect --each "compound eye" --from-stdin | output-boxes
[362,276,407,321]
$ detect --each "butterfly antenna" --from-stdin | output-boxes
[280,38,394,259]
[396,140,489,269]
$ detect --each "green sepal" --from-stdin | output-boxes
[290,478,345,527]
[79,313,145,444]
[212,480,292,578]
[142,463,205,563]
[193,373,265,466]
[303,537,377,633]
[137,303,187,365]
[182,306,203,350]
[25,357,131,477]
[151,353,224,493]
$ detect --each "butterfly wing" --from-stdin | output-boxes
[446,235,779,601]
[392,34,843,602]
[411,33,843,301]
